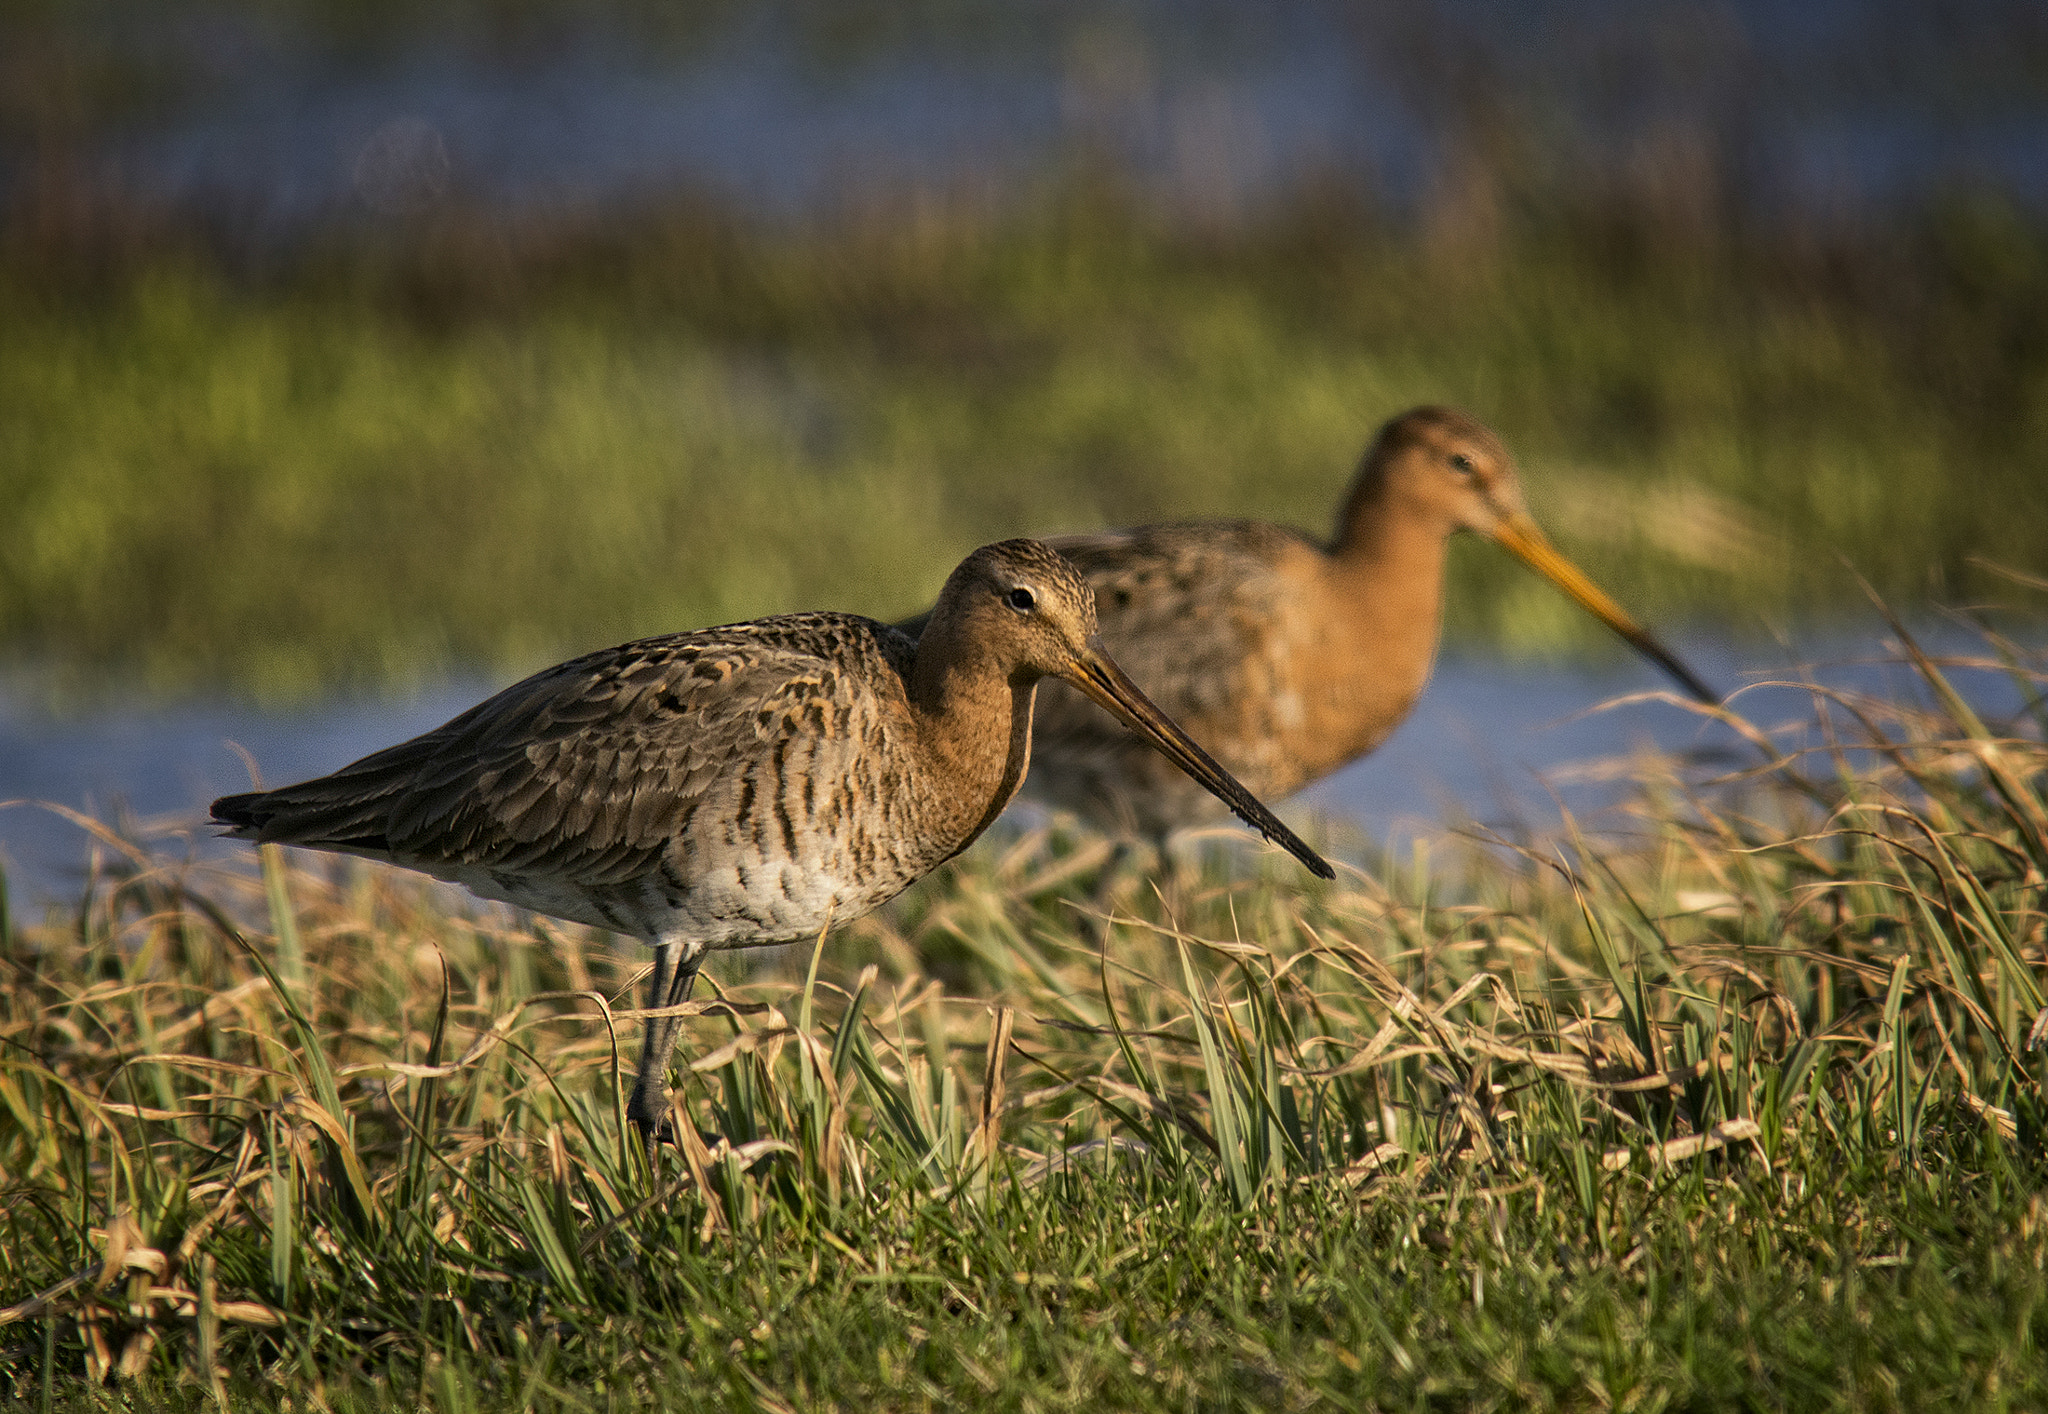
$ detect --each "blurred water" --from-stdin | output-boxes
[3,626,2035,919]
[47,1,2048,226]
[0,681,492,916]
[1298,634,2028,851]
[97,11,1408,222]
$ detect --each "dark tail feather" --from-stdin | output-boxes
[211,790,268,834]
[210,782,396,856]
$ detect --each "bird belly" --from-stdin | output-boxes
[413,844,909,951]
[687,856,875,948]
[410,861,659,936]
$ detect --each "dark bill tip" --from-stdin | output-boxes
[1492,513,1720,706]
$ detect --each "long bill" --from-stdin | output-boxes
[1061,642,1336,879]
[1490,512,1720,705]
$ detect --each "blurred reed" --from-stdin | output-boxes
[5,174,2046,705]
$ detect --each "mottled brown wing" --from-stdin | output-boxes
[213,615,917,887]
[1024,522,1311,830]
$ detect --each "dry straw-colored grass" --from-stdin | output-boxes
[3,610,2047,1406]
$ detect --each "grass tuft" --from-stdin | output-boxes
[3,612,2048,1407]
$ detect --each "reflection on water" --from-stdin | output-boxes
[3,627,2035,916]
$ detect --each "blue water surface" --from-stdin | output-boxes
[4,625,2034,918]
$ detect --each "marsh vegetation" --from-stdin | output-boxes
[7,4,2048,1406]
[7,184,2048,704]
[4,619,2048,1408]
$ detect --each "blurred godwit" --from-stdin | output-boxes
[909,408,1717,836]
[212,539,1331,1154]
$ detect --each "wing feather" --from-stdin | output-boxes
[214,616,918,888]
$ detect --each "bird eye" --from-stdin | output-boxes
[1448,452,1477,477]
[1006,586,1037,612]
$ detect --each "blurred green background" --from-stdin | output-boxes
[3,0,2046,704]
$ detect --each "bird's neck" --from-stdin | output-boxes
[906,628,1038,855]
[1324,485,1456,709]
[1330,467,1455,593]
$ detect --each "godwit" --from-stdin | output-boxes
[212,539,1331,1154]
[909,408,1716,836]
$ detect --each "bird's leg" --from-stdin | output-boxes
[627,938,706,1164]
[626,941,676,1150]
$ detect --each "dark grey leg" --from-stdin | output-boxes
[626,939,705,1160]
[625,941,675,1137]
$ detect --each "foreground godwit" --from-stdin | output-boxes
[213,539,1331,1153]
[914,408,1716,836]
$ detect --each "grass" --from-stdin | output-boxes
[5,183,2048,703]
[2,603,2047,1409]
